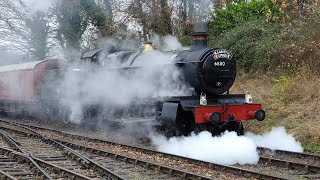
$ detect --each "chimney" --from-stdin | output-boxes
[191,32,208,49]
[191,21,208,50]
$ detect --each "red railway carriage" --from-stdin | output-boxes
[0,59,66,114]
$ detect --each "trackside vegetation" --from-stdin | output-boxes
[209,0,320,153]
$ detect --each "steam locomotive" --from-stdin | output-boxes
[0,32,265,136]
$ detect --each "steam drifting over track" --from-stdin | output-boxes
[0,119,319,179]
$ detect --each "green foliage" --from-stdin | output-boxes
[211,0,280,35]
[26,12,50,60]
[55,0,108,51]
[301,141,320,154]
[212,1,320,154]
[210,18,282,72]
[82,1,111,36]
[56,0,88,50]
[178,23,193,46]
[272,76,295,104]
[207,0,320,74]
[273,77,290,94]
[208,0,285,72]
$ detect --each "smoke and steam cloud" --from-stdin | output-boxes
[151,35,184,51]
[245,126,303,152]
[189,0,215,32]
[152,131,259,165]
[0,51,31,65]
[151,127,303,165]
[58,37,191,124]
[22,0,53,13]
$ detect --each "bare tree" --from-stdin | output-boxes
[126,0,149,37]
[104,0,114,26]
[187,0,195,20]
[156,0,173,35]
[0,0,52,60]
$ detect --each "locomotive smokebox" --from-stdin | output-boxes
[191,32,208,49]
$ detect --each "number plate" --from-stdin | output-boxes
[214,61,225,67]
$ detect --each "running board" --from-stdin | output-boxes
[109,117,155,124]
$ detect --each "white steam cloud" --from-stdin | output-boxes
[152,131,259,165]
[151,127,303,165]
[23,0,53,13]
[152,35,184,51]
[58,37,191,124]
[245,126,303,152]
[163,35,184,51]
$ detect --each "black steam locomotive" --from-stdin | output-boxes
[78,32,266,136]
[0,31,265,137]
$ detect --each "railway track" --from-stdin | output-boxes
[0,119,320,179]
[0,147,49,179]
[2,120,318,179]
[0,120,229,180]
[47,134,320,180]
[258,147,320,167]
[0,130,183,180]
[0,128,118,179]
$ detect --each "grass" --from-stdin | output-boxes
[231,73,320,154]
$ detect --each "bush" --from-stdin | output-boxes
[210,19,282,73]
[209,1,320,74]
[211,0,280,36]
